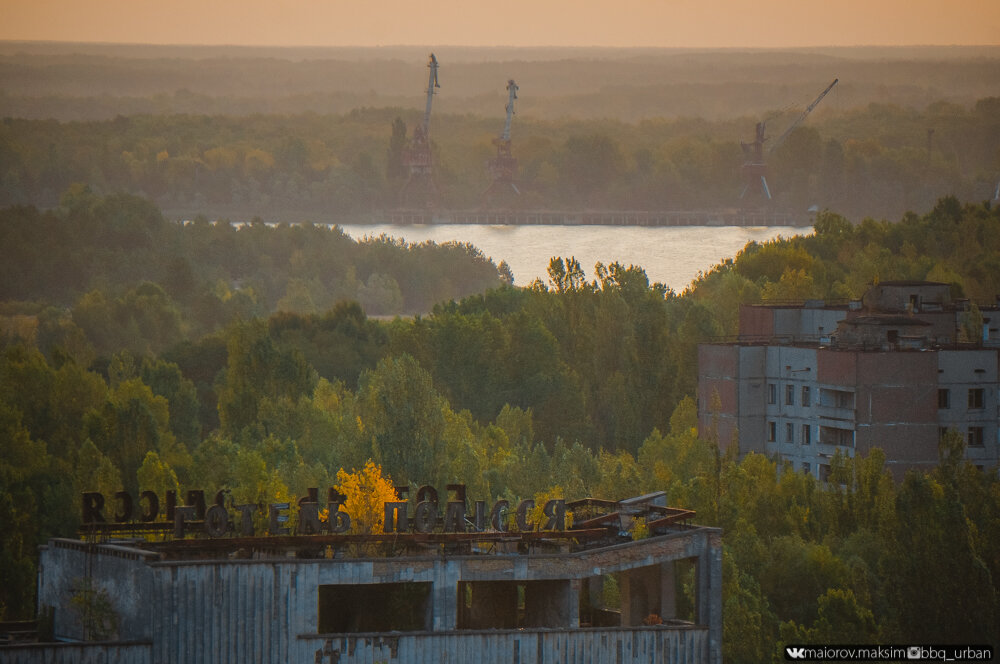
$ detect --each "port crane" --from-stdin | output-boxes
[483,79,520,204]
[741,78,838,203]
[400,54,441,207]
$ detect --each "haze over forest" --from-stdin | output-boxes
[1,43,999,221]
[3,43,999,122]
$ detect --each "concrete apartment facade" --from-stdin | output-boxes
[698,282,1000,478]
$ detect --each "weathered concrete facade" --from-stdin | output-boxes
[18,526,723,664]
[700,282,1000,477]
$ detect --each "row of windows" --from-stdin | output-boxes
[801,462,833,482]
[771,423,990,448]
[940,426,987,447]
[768,421,813,444]
[768,422,861,447]
[771,385,988,411]
[768,384,811,407]
[938,388,986,410]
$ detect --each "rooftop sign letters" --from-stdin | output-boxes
[80,485,567,540]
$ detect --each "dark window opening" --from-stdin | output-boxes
[318,582,431,633]
[938,389,950,409]
[457,580,573,629]
[968,388,984,410]
[785,384,794,406]
[968,427,985,447]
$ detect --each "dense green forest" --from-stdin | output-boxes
[2,191,999,659]
[2,45,999,219]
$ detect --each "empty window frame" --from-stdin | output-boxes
[968,388,984,410]
[318,583,432,633]
[938,389,950,409]
[785,384,795,406]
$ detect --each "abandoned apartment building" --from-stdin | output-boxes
[698,280,1000,478]
[4,489,722,664]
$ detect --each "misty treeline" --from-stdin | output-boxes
[2,46,999,220]
[2,99,997,221]
[3,45,998,122]
[2,191,999,655]
[0,185,506,327]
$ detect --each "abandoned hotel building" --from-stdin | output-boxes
[5,490,722,664]
[698,281,1000,477]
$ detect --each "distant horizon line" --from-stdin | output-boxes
[3,39,998,51]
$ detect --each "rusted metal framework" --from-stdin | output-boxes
[399,54,441,208]
[483,79,520,206]
[740,78,838,204]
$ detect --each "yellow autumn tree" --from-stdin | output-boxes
[334,460,398,535]
[528,485,574,532]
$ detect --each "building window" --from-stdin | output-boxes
[802,462,811,475]
[802,424,812,445]
[820,388,855,410]
[968,388,984,410]
[820,464,832,482]
[767,422,776,442]
[319,583,432,632]
[785,384,794,406]
[938,389,950,409]
[968,427,985,447]
[801,386,811,407]
[768,384,776,405]
[786,422,794,443]
[820,426,855,448]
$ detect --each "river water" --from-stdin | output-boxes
[338,223,813,291]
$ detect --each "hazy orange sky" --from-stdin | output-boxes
[2,0,999,48]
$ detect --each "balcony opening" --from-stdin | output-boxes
[318,582,432,633]
[457,580,575,629]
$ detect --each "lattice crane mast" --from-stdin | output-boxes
[741,78,838,202]
[421,53,440,138]
[484,79,521,203]
[400,54,441,207]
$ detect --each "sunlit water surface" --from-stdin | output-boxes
[336,224,813,291]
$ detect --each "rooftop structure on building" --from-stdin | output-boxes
[698,281,1000,479]
[4,492,721,664]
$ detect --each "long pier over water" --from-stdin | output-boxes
[381,209,805,227]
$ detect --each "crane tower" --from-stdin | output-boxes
[400,54,441,208]
[483,79,520,205]
[740,78,838,204]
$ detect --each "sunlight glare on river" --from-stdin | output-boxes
[336,223,814,291]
